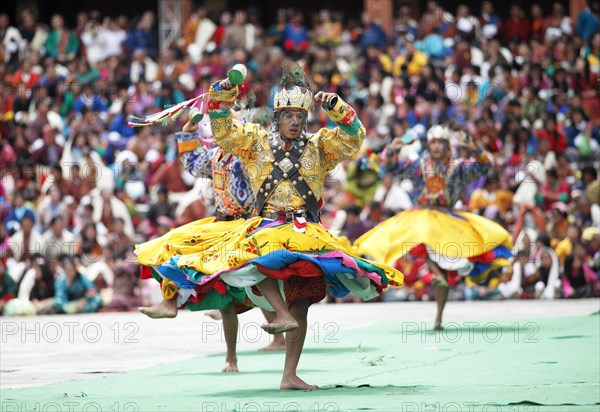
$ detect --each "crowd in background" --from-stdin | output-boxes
[0,0,599,315]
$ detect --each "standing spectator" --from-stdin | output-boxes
[80,17,108,68]
[223,10,250,51]
[18,9,48,58]
[126,11,158,58]
[543,2,573,41]
[281,11,309,55]
[359,12,386,50]
[479,2,500,40]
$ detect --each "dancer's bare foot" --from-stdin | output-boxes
[139,299,177,319]
[280,374,318,390]
[434,320,444,330]
[259,337,286,351]
[222,360,239,373]
[262,318,299,334]
[205,310,222,320]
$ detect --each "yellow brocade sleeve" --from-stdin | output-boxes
[318,96,365,172]
[208,109,265,164]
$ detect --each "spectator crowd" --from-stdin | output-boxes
[0,1,599,315]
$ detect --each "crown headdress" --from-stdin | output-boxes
[273,61,312,112]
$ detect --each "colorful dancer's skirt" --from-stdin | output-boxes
[136,216,402,311]
[354,208,512,284]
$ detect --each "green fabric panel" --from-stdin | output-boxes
[208,109,232,119]
[338,117,360,135]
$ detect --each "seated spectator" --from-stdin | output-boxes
[8,209,42,278]
[5,190,33,236]
[547,202,570,244]
[36,185,68,233]
[92,188,135,238]
[73,83,108,115]
[469,172,514,215]
[25,255,56,314]
[562,252,598,298]
[342,205,370,243]
[0,260,18,314]
[536,116,567,154]
[498,250,533,299]
[77,221,106,264]
[527,236,561,299]
[147,185,173,227]
[32,124,63,166]
[40,215,76,260]
[536,169,570,212]
[45,14,79,64]
[106,217,133,261]
[53,255,102,314]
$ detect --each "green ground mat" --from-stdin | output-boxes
[2,315,599,411]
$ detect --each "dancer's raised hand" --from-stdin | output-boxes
[183,119,199,133]
[314,91,337,108]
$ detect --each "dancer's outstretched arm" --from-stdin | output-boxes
[176,120,219,179]
[206,80,265,164]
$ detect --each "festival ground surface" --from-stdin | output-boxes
[1,299,599,412]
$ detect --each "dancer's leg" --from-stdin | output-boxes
[280,298,317,390]
[425,257,449,330]
[139,279,179,319]
[259,308,286,350]
[139,297,178,318]
[220,303,239,372]
[255,277,298,334]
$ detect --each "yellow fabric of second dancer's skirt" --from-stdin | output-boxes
[354,208,512,284]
